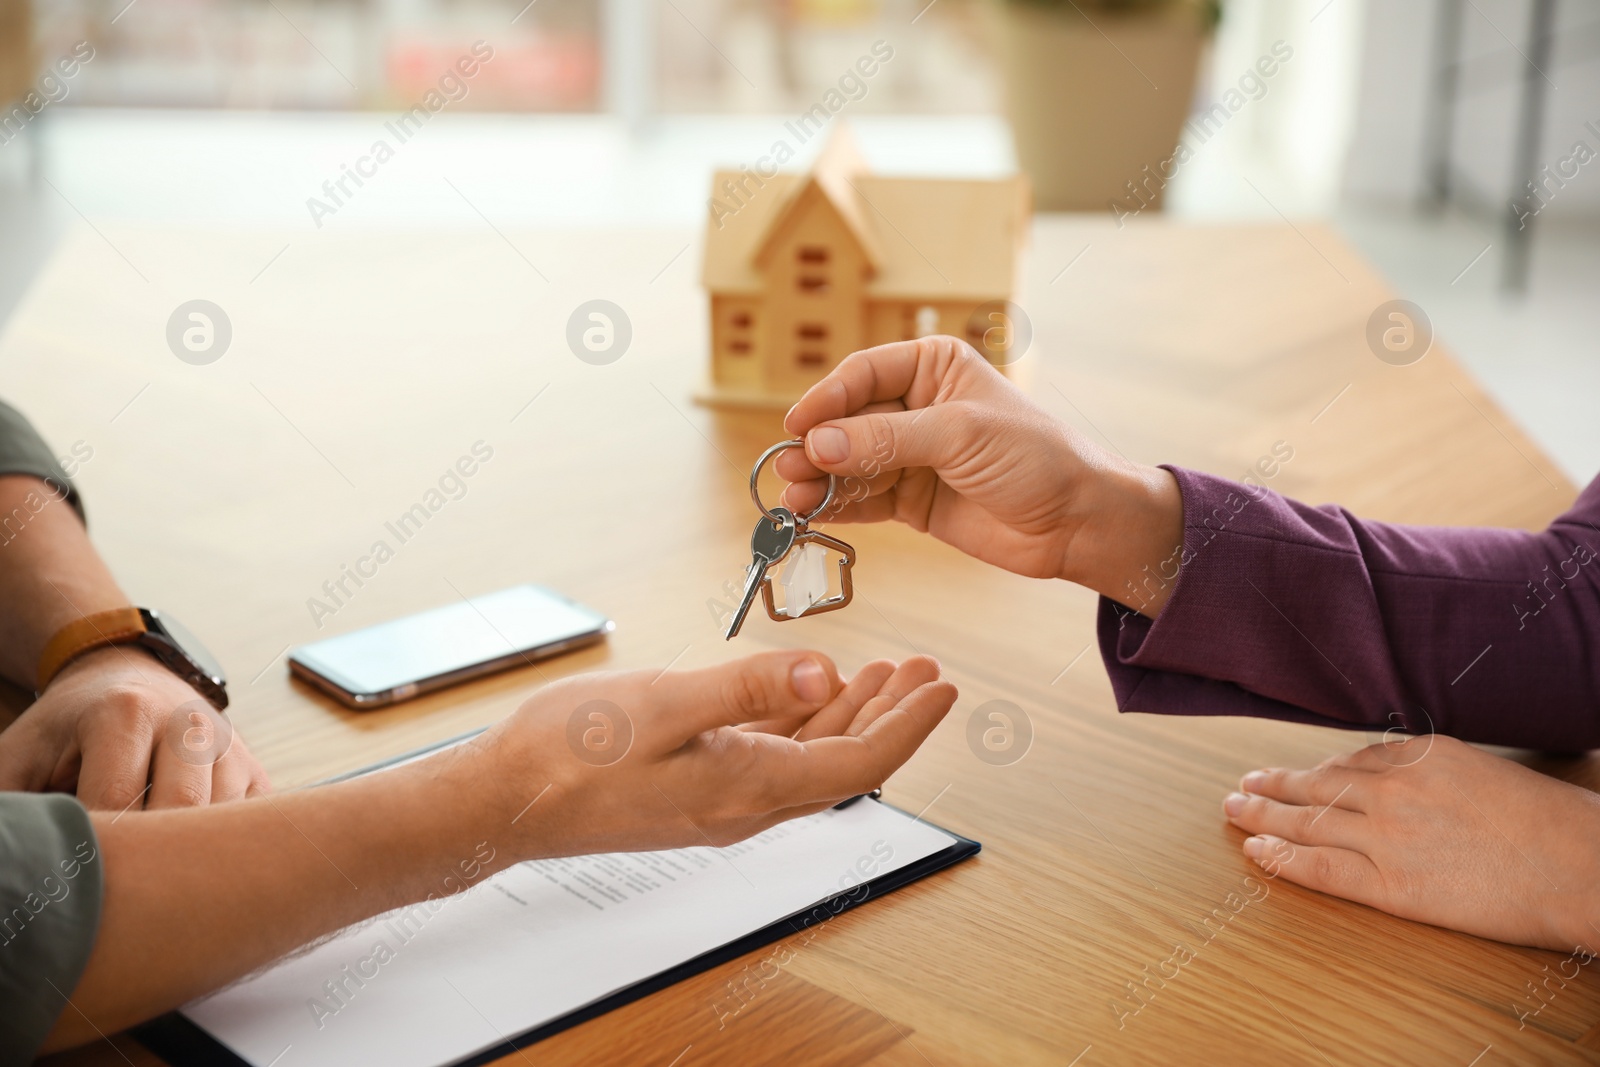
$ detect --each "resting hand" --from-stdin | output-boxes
[1225,734,1600,953]
[0,646,271,809]
[777,337,1182,606]
[477,650,955,858]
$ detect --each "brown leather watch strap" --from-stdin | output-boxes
[36,607,148,692]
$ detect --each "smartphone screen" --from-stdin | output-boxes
[288,585,612,708]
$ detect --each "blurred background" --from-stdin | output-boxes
[0,0,1596,477]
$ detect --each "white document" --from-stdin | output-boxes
[182,800,963,1067]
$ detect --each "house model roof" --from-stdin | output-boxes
[702,124,1030,302]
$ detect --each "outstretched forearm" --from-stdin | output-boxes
[46,742,504,1051]
[43,648,957,1053]
[0,475,128,691]
[1090,466,1600,749]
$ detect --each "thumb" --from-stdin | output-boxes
[802,405,969,480]
[652,650,842,739]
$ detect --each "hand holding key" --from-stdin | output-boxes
[776,335,1185,615]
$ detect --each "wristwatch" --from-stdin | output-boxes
[36,607,230,711]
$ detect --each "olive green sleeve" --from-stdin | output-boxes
[0,398,86,525]
[0,793,103,1065]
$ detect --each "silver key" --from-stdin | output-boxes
[725,507,797,640]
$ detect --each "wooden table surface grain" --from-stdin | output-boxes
[7,214,1596,1067]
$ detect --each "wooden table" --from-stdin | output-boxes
[8,215,1596,1066]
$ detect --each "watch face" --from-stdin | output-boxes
[145,609,227,686]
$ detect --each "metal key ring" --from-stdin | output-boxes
[750,438,835,526]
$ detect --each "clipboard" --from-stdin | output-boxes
[134,736,980,1067]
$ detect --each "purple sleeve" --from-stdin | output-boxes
[1096,466,1600,750]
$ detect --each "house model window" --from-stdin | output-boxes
[696,122,1031,410]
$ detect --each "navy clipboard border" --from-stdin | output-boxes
[135,801,980,1067]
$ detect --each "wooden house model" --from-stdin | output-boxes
[697,124,1031,408]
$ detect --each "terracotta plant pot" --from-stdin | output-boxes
[993,1,1209,212]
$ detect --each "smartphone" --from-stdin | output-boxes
[288,584,613,709]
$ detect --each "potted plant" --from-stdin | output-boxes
[991,0,1221,211]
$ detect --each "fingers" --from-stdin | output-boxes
[75,710,157,811]
[247,777,274,797]
[784,336,990,437]
[773,399,907,484]
[779,483,899,525]
[739,658,889,736]
[1241,834,1386,910]
[843,656,943,738]
[148,725,215,810]
[791,659,897,742]
[245,759,274,798]
[1224,790,1365,851]
[1239,763,1370,812]
[652,650,843,739]
[762,677,958,806]
[783,342,932,436]
[153,702,240,808]
[798,405,972,484]
[776,397,905,525]
[0,720,50,792]
[209,742,267,804]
